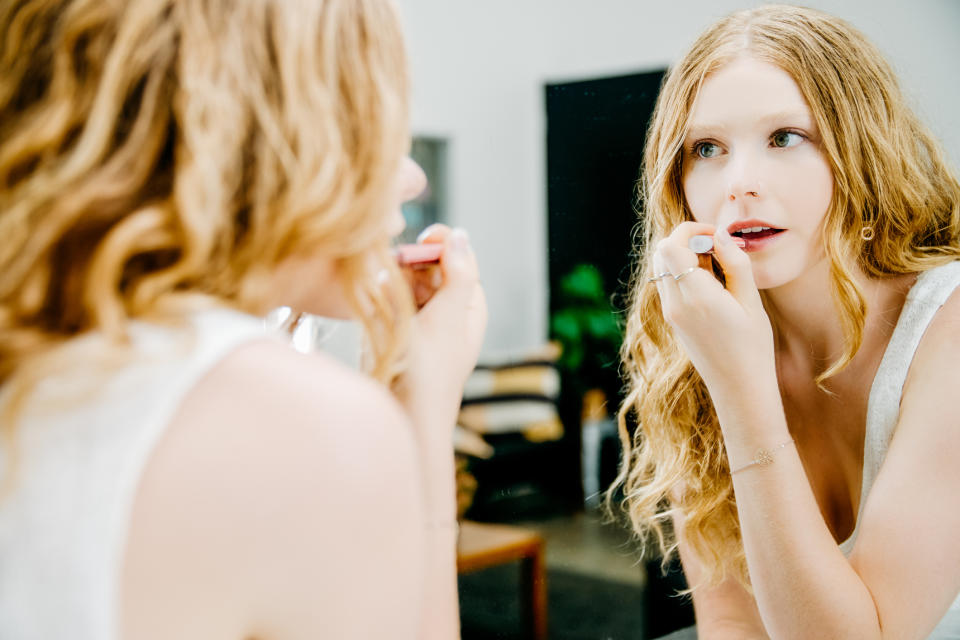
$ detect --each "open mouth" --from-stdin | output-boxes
[730,226,785,241]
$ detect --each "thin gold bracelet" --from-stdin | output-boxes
[730,439,795,475]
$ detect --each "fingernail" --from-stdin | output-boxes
[450,228,469,251]
[718,228,747,248]
[416,224,441,244]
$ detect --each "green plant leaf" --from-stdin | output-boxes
[560,264,606,302]
[550,311,582,342]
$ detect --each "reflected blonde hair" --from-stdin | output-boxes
[0,0,412,445]
[612,5,960,590]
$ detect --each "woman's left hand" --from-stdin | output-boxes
[652,221,776,395]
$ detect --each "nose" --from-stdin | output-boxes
[386,156,427,237]
[725,151,763,201]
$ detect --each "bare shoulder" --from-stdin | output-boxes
[212,338,409,427]
[904,277,960,398]
[121,340,424,639]
[847,279,960,637]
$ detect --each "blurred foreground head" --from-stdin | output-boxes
[0,0,411,383]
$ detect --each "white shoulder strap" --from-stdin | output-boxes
[841,262,960,556]
[863,261,960,492]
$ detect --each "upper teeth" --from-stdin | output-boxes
[738,226,770,233]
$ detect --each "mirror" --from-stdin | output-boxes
[397,2,960,637]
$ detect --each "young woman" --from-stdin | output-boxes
[615,5,960,639]
[0,1,485,638]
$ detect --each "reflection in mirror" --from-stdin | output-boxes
[400,136,448,244]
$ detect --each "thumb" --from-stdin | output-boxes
[713,228,761,306]
[438,228,479,295]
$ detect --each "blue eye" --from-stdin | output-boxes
[695,142,721,158]
[771,131,803,148]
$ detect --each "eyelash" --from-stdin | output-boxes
[770,129,807,148]
[690,140,721,158]
[689,129,808,158]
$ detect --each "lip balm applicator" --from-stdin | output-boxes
[687,234,746,254]
[688,235,715,254]
[394,243,443,266]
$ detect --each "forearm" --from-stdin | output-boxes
[404,389,462,638]
[714,383,881,639]
[699,624,769,640]
[420,523,461,640]
[399,383,461,522]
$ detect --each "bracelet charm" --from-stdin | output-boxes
[731,439,793,474]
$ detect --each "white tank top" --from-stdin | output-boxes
[0,308,267,640]
[838,261,960,638]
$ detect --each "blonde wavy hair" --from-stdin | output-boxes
[612,5,960,591]
[0,0,413,447]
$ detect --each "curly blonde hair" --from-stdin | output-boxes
[612,4,960,590]
[0,0,413,449]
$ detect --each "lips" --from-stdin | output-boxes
[726,220,785,251]
[734,227,783,240]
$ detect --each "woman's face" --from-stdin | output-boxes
[268,156,427,319]
[388,155,428,237]
[681,56,834,290]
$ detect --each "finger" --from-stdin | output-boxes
[669,221,717,245]
[712,227,762,306]
[438,228,479,295]
[416,228,479,317]
[416,223,451,244]
[656,244,723,311]
[659,221,719,288]
[413,223,480,283]
[651,244,683,310]
[409,266,441,308]
[657,237,708,284]
[648,221,716,281]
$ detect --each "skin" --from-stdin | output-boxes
[653,57,960,639]
[270,155,429,318]
[120,156,487,639]
[680,55,833,292]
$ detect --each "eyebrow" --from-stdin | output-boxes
[685,111,815,138]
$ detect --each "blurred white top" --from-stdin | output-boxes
[0,308,266,640]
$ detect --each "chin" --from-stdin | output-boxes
[297,297,356,320]
[264,287,357,321]
[749,264,801,291]
[267,255,360,320]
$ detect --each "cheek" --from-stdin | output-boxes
[779,155,834,227]
[386,207,406,237]
[682,168,722,224]
[274,255,356,320]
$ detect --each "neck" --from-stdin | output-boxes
[763,258,848,367]
[762,258,915,379]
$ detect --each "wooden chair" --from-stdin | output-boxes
[457,520,548,640]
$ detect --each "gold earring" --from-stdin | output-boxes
[860,226,875,241]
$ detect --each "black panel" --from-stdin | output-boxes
[546,69,665,315]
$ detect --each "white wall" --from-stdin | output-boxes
[398,1,960,356]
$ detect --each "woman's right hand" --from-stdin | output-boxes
[394,224,487,441]
[652,221,775,398]
[392,224,485,524]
